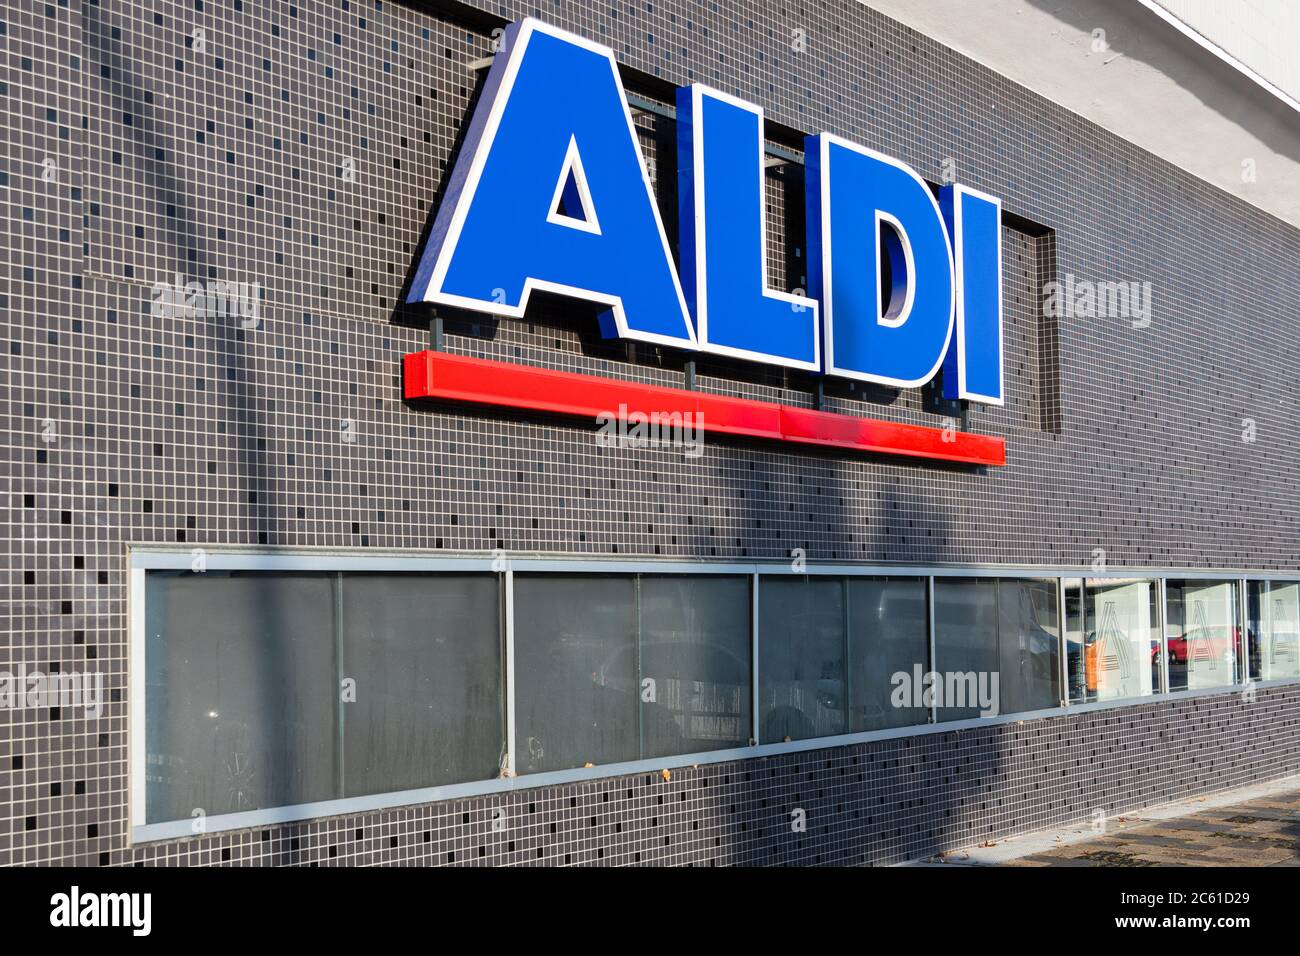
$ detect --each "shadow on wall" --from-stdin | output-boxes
[389,50,500,342]
[1023,0,1300,165]
[715,471,1054,865]
[82,7,287,540]
[865,472,1012,863]
[82,6,311,861]
[713,451,1021,864]
[80,0,1029,864]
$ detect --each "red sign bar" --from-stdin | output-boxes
[403,351,1006,467]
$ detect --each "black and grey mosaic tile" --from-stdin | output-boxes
[2,0,1299,865]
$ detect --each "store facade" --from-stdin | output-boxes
[5,0,1300,865]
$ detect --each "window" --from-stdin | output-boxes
[638,576,752,759]
[1165,579,1239,691]
[144,571,502,827]
[146,572,337,824]
[759,575,930,740]
[513,574,638,773]
[1246,581,1300,681]
[338,573,503,797]
[934,577,1059,719]
[1065,578,1161,702]
[1000,579,1062,715]
[758,577,846,743]
[847,576,929,732]
[136,554,1300,842]
[513,574,751,772]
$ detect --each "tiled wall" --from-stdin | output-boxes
[3,0,1299,865]
[128,684,1300,867]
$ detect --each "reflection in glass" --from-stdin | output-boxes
[1066,578,1160,702]
[1165,579,1239,691]
[758,577,846,743]
[636,576,751,759]
[513,574,753,770]
[846,577,930,732]
[1247,581,1300,681]
[145,570,504,825]
[513,575,639,773]
[934,577,1060,720]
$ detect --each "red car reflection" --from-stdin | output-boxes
[1164,626,1241,665]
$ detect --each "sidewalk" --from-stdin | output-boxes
[902,774,1300,867]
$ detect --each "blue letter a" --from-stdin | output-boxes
[407,19,696,349]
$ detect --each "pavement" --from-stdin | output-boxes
[901,774,1300,866]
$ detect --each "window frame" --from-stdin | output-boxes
[1163,577,1244,694]
[1246,578,1300,683]
[1064,575,1166,705]
[129,548,1300,844]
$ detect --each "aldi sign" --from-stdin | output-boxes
[405,18,1007,466]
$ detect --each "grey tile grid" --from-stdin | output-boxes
[2,0,1299,865]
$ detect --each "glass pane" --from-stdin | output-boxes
[1248,581,1300,681]
[935,577,1060,720]
[1064,578,1086,702]
[846,577,929,731]
[999,578,1061,714]
[638,576,751,758]
[933,578,1000,721]
[513,575,639,773]
[145,572,337,824]
[758,577,847,743]
[1077,578,1159,702]
[1165,579,1238,691]
[339,573,502,797]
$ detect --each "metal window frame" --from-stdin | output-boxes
[1056,576,1069,707]
[504,566,517,779]
[127,545,1298,845]
[927,576,938,725]
[1163,575,1247,694]
[1238,576,1250,685]
[1164,575,1181,691]
[750,571,760,746]
[1062,575,1170,706]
